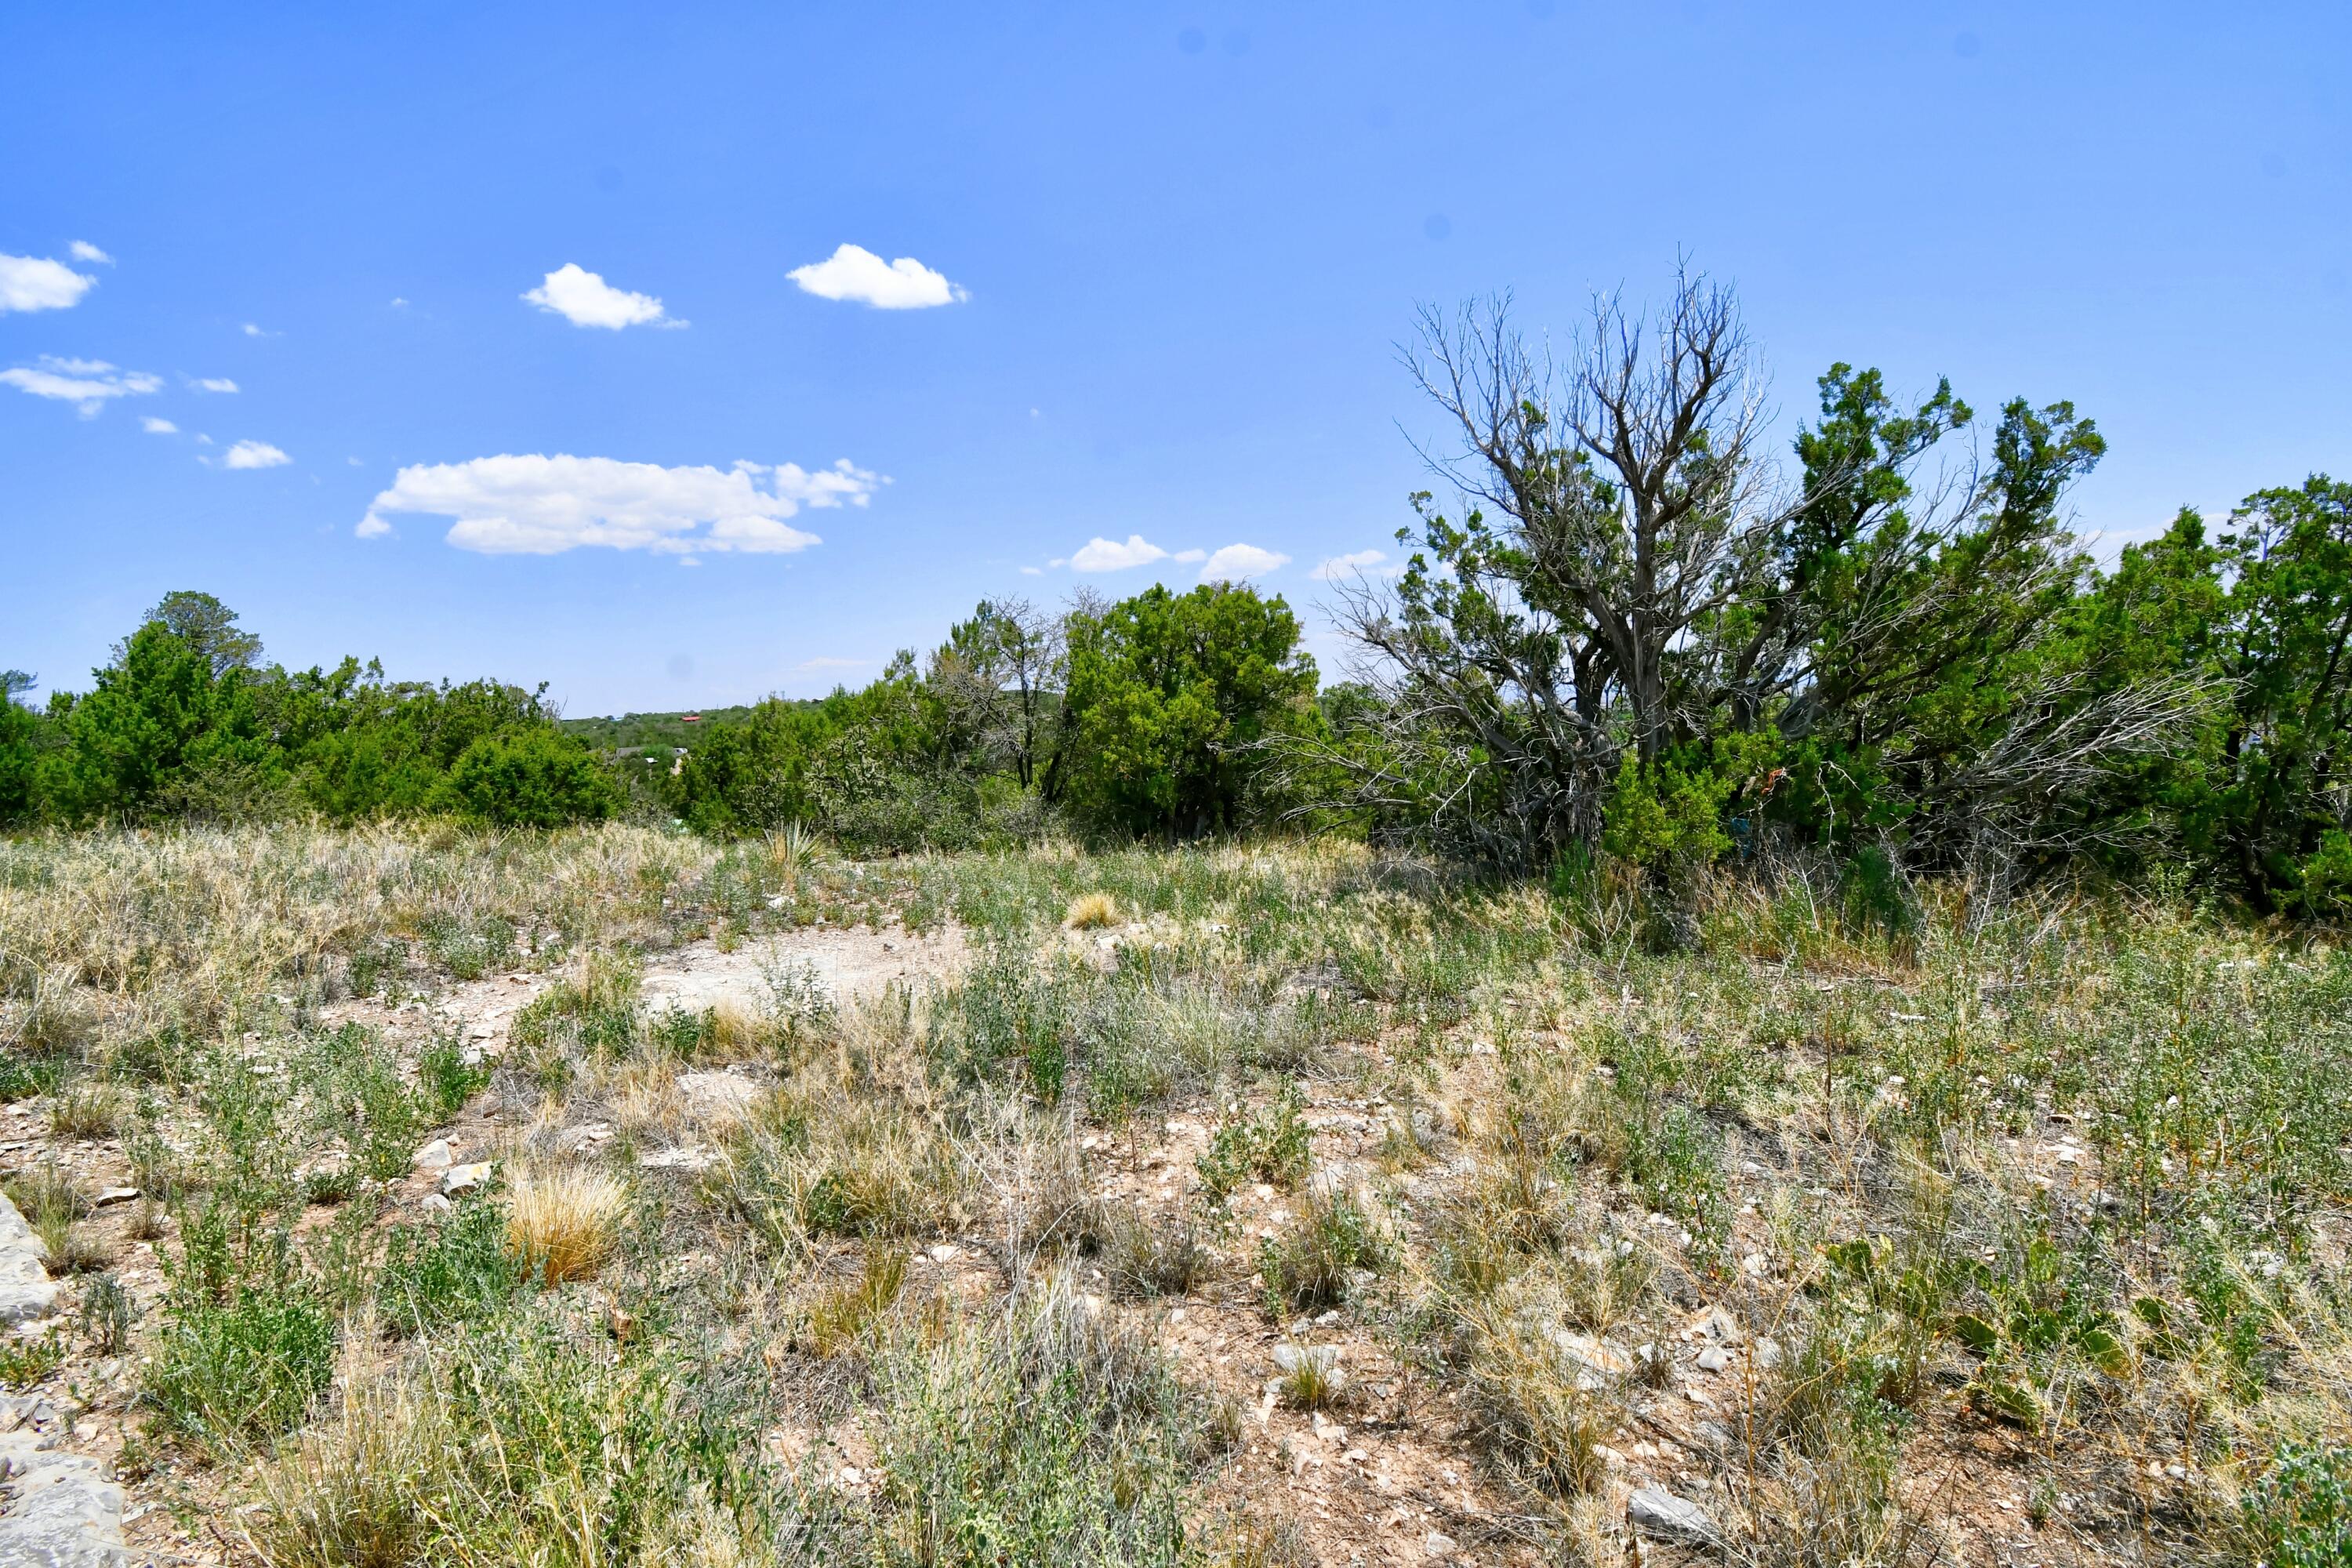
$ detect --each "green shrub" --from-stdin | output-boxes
[444,728,619,828]
[2247,1444,2352,1568]
[864,1290,1207,1567]
[144,1285,336,1453]
[0,1333,64,1389]
[377,1199,525,1338]
[1259,1187,1389,1312]
[302,1024,429,1181]
[1196,1083,1312,1200]
[419,1037,490,1117]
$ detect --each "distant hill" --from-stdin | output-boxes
[561,706,762,753]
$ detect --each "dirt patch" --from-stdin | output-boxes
[319,920,971,1063]
[636,923,971,1018]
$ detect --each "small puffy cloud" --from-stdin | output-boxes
[0,356,162,416]
[355,453,882,555]
[1070,534,1169,572]
[1312,549,1397,581]
[0,254,97,314]
[221,440,291,469]
[1200,543,1290,582]
[524,263,678,329]
[142,416,178,434]
[194,376,238,394]
[68,240,113,264]
[1172,548,1207,563]
[241,322,274,337]
[788,244,966,309]
[390,296,409,307]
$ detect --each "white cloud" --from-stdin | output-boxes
[1018,565,1043,575]
[241,322,271,337]
[1200,543,1290,582]
[523,263,678,329]
[194,376,238,394]
[221,439,291,470]
[1172,548,1207,563]
[355,453,882,555]
[141,416,178,434]
[68,240,113,265]
[1070,535,1171,572]
[0,356,162,416]
[389,296,409,307]
[1312,549,1396,581]
[787,243,966,309]
[0,254,97,314]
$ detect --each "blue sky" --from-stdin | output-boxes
[5,2,2347,717]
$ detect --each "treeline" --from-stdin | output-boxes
[5,274,2347,917]
[0,583,1327,847]
[0,593,618,829]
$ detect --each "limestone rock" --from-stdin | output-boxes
[439,1161,493,1196]
[677,1071,759,1127]
[0,1200,43,1261]
[1552,1331,1632,1390]
[0,1469,127,1567]
[637,1145,720,1174]
[1628,1485,1718,1548]
[0,1197,56,1327]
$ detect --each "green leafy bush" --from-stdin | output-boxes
[144,1285,336,1453]
[444,728,619,828]
[377,1200,525,1338]
[2246,1444,2352,1568]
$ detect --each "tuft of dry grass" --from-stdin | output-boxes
[1063,891,1120,930]
[248,1367,445,1568]
[804,1241,909,1356]
[1104,1203,1214,1299]
[47,1082,123,1141]
[506,1167,630,1285]
[1273,1341,1347,1410]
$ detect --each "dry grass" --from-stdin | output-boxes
[505,1167,631,1285]
[6,825,2348,1566]
[1062,891,1119,930]
[248,1370,445,1568]
[804,1242,909,1356]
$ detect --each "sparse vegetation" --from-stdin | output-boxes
[0,811,2349,1565]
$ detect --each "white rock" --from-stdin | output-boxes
[1422,1531,1457,1559]
[412,1138,455,1171]
[677,1071,760,1127]
[637,1146,720,1173]
[1628,1485,1718,1547]
[1272,1342,1341,1377]
[439,1161,492,1196]
[1551,1331,1632,1390]
[0,1465,125,1567]
[0,1198,56,1326]
[0,1196,44,1260]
